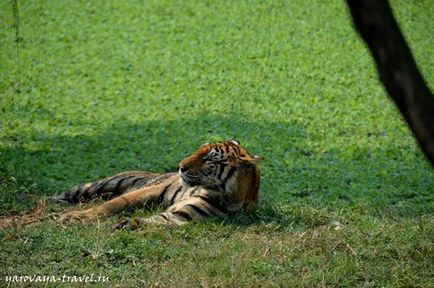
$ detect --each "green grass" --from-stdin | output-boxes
[1,0,433,287]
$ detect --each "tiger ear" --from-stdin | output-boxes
[238,154,263,166]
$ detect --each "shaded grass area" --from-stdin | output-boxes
[1,114,432,216]
[0,0,433,286]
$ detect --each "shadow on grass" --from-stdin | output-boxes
[1,113,432,217]
[0,114,306,210]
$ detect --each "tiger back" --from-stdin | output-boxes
[57,140,262,229]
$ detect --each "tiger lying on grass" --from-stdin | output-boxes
[56,140,262,230]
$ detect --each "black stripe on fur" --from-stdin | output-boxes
[157,183,172,204]
[197,196,228,214]
[222,166,236,183]
[170,186,183,205]
[187,204,210,217]
[173,210,192,221]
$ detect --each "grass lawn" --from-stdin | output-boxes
[1,0,433,287]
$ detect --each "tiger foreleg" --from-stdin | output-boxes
[115,197,226,230]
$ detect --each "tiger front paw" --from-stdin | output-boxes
[114,218,140,231]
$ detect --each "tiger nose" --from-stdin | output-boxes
[179,163,189,173]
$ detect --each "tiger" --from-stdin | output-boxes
[56,140,262,230]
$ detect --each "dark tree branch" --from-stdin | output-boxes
[11,0,22,92]
[347,0,434,166]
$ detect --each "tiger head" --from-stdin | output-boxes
[179,140,262,210]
